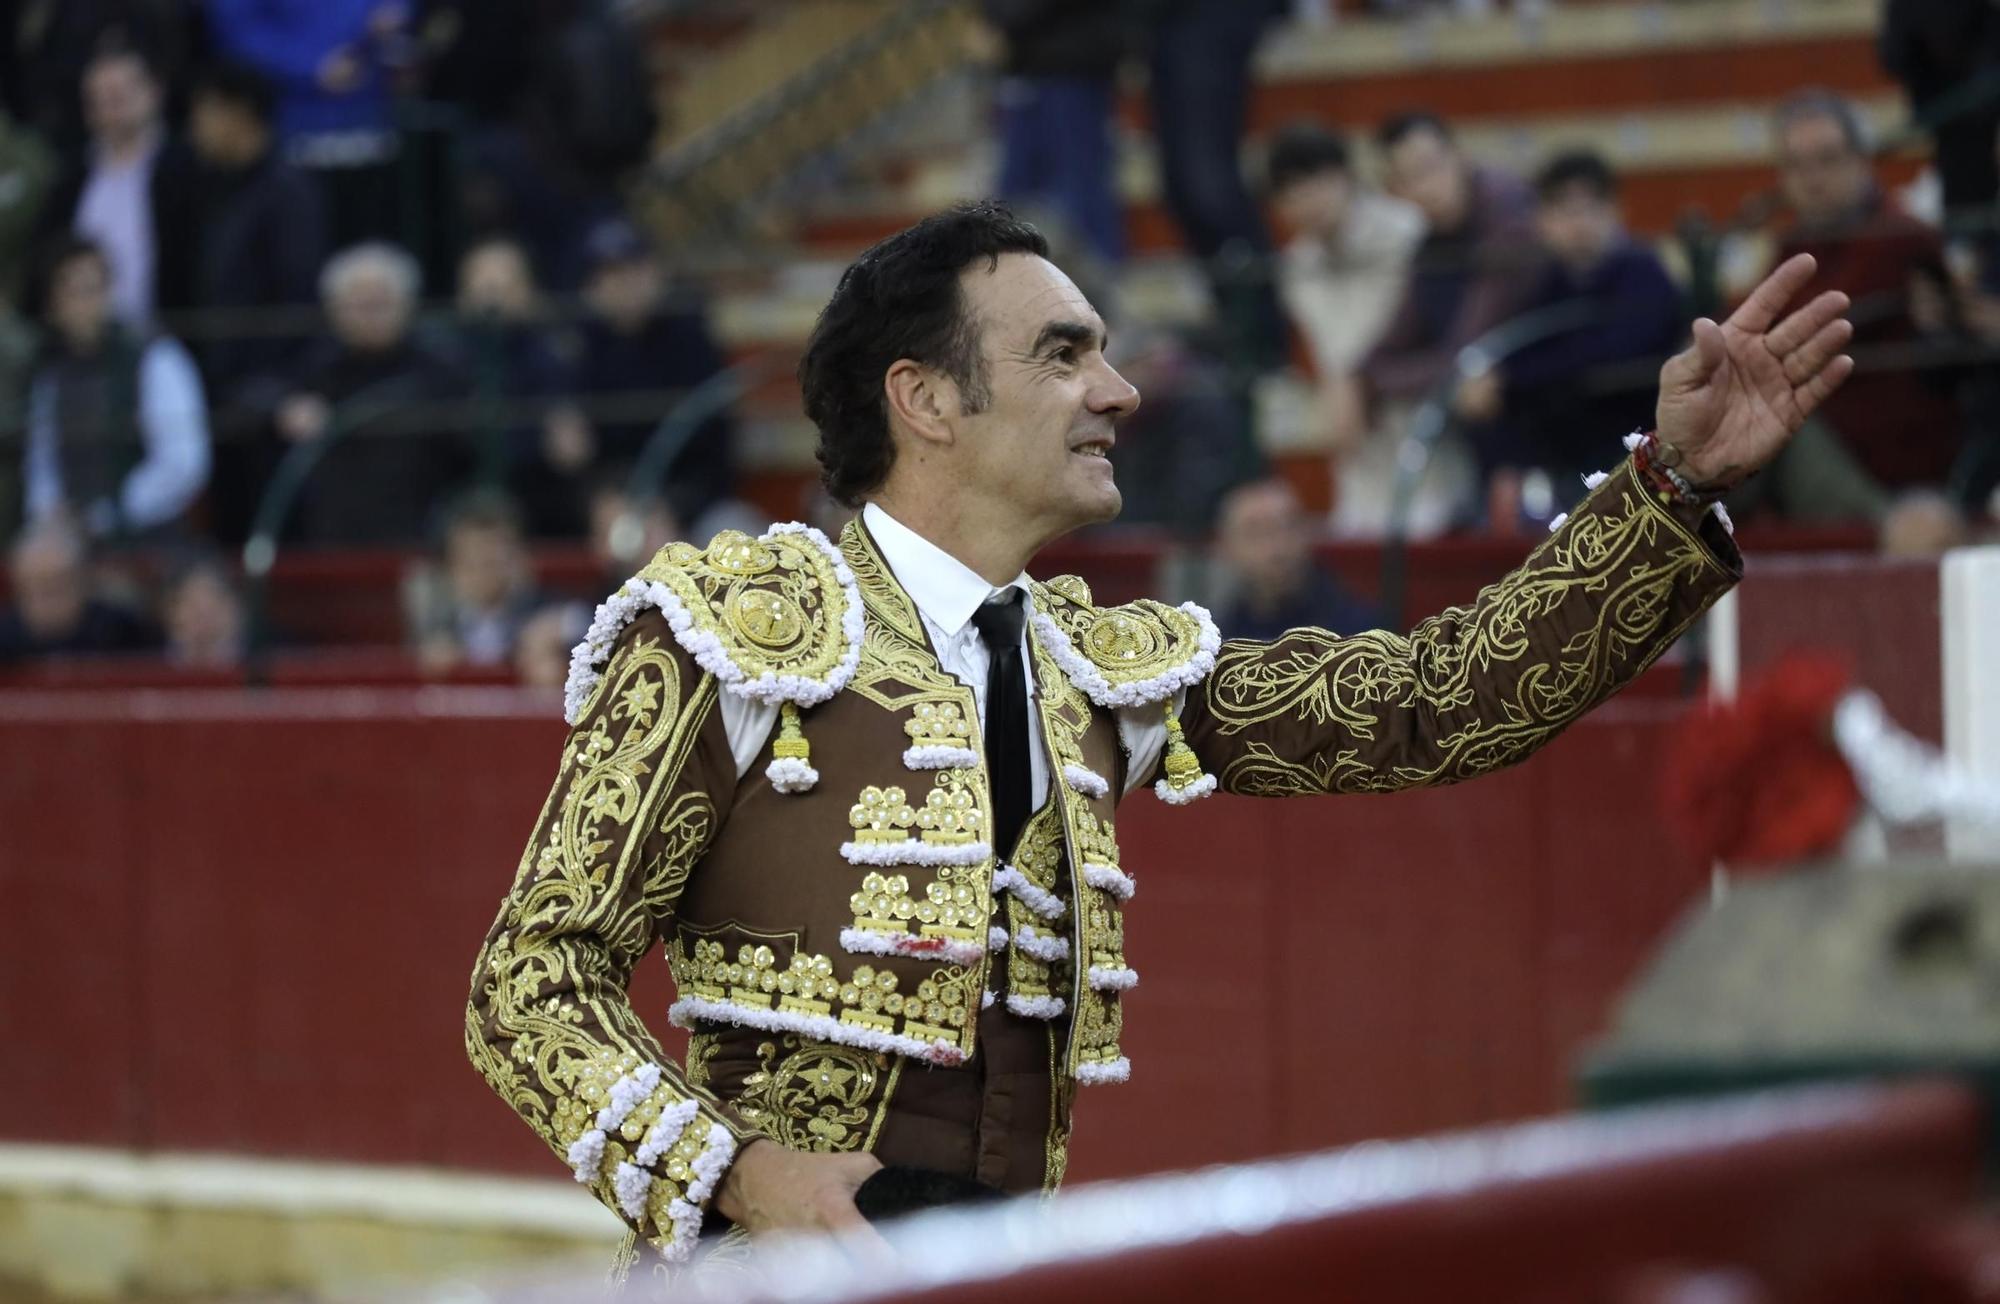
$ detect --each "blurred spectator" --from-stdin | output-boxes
[50,45,199,331]
[1478,150,1681,522]
[513,599,588,690]
[450,234,578,536]
[443,0,657,291]
[1105,326,1263,535]
[0,516,158,661]
[587,469,680,593]
[2,1,196,161]
[402,488,543,674]
[160,549,247,667]
[982,0,1132,267]
[1346,110,1535,535]
[1877,488,1971,558]
[0,108,57,303]
[1265,121,1423,462]
[1144,0,1290,373]
[1212,477,1376,642]
[181,61,327,389]
[23,237,210,542]
[1365,110,1538,403]
[205,0,408,249]
[554,220,737,536]
[1768,90,1963,489]
[1879,0,2000,215]
[274,241,466,544]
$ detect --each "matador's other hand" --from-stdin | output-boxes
[1654,253,1854,490]
[714,1137,887,1248]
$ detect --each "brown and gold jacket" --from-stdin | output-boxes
[465,460,1740,1260]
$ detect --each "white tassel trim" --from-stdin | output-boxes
[596,1063,663,1134]
[1547,513,1569,533]
[988,926,1010,953]
[1029,601,1221,708]
[982,989,996,1009]
[635,1099,702,1169]
[838,926,985,966]
[1075,1056,1132,1085]
[668,995,967,1067]
[661,1124,737,1263]
[1014,925,1071,963]
[993,864,1066,920]
[563,522,864,724]
[1088,965,1140,992]
[566,1129,608,1184]
[840,839,993,868]
[1082,862,1136,901]
[566,1061,664,1186]
[1062,763,1110,799]
[764,756,819,793]
[1153,772,1217,805]
[1582,470,1609,490]
[1005,993,1067,1019]
[903,744,981,771]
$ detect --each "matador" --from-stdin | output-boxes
[467,202,1853,1272]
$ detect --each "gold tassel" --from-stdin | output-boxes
[766,701,819,793]
[1156,703,1216,805]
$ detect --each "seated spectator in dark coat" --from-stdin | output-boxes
[273,242,468,544]
[1213,478,1376,643]
[183,61,328,396]
[205,0,406,249]
[185,61,330,541]
[0,517,158,661]
[161,550,248,669]
[552,220,737,534]
[1468,150,1683,523]
[22,237,210,543]
[1363,111,1539,407]
[449,234,581,536]
[401,489,545,676]
[1767,90,1962,489]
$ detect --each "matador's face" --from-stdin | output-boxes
[951,253,1140,538]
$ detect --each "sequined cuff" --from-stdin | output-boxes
[562,1053,742,1263]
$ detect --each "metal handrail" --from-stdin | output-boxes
[608,352,785,563]
[1376,299,1602,628]
[238,376,445,685]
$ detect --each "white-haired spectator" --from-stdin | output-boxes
[23,237,210,542]
[273,240,467,544]
[0,516,158,661]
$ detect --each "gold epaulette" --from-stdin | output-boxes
[1028,575,1221,709]
[563,523,863,727]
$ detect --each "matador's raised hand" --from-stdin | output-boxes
[1654,253,1854,490]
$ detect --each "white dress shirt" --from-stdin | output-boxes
[716,503,1171,796]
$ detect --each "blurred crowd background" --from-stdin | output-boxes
[2,0,1998,687]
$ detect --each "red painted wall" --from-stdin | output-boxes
[1,686,1714,1185]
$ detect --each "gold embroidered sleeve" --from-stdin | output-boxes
[466,609,752,1260]
[1180,459,1741,796]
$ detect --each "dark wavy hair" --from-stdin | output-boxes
[801,201,1049,506]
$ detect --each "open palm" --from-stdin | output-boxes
[1655,253,1855,488]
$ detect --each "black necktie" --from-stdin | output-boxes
[970,591,1030,860]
